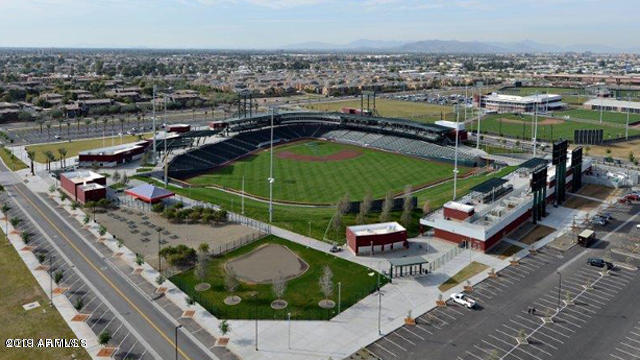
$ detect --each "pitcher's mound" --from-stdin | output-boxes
[225,243,309,284]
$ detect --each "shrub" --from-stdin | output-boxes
[159,245,197,267]
[156,275,166,285]
[152,203,165,213]
[98,225,107,236]
[21,232,31,244]
[83,215,90,224]
[54,270,63,284]
[135,253,144,266]
[98,331,111,346]
[37,253,45,263]
[74,298,84,310]
[186,296,195,305]
[71,202,78,210]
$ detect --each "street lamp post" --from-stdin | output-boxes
[287,312,291,350]
[254,296,259,351]
[174,324,182,360]
[158,228,162,274]
[338,281,342,314]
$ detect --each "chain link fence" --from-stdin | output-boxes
[427,244,466,273]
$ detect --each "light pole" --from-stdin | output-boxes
[164,94,168,186]
[268,107,276,223]
[254,294,259,351]
[158,228,162,274]
[152,85,157,164]
[287,312,291,350]
[174,324,182,360]
[452,104,460,200]
[338,281,342,314]
[556,271,562,310]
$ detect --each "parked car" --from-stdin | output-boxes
[329,245,342,253]
[587,258,614,270]
[591,218,606,226]
[599,213,613,221]
[450,293,477,309]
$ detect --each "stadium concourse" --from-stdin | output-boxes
[166,111,484,180]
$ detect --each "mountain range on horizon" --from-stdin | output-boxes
[281,39,638,54]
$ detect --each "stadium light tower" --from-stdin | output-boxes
[453,104,460,200]
[152,85,157,164]
[532,93,539,157]
[475,82,482,150]
[268,106,277,222]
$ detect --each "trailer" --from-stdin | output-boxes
[578,229,596,247]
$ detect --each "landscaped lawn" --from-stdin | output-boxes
[170,235,385,320]
[304,98,457,123]
[189,140,468,204]
[438,261,489,292]
[0,231,90,360]
[140,176,423,244]
[26,133,150,163]
[469,113,639,141]
[554,109,640,125]
[0,146,28,171]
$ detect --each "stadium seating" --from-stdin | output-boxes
[168,122,480,179]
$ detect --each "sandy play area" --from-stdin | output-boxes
[224,243,309,284]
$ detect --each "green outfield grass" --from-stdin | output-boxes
[554,109,640,125]
[470,113,640,142]
[170,235,385,320]
[304,98,458,123]
[189,140,469,204]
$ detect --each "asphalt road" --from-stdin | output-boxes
[0,167,229,359]
[365,200,640,360]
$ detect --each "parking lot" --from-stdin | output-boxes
[362,199,640,360]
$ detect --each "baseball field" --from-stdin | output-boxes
[188,139,470,204]
[469,113,640,141]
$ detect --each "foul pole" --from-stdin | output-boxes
[453,104,460,200]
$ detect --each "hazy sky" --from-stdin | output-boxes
[0,0,637,49]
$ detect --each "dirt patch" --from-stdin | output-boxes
[498,117,564,125]
[224,243,309,284]
[564,195,601,211]
[277,149,362,162]
[487,241,523,260]
[518,224,556,245]
[576,184,622,201]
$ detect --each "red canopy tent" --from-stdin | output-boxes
[124,184,175,203]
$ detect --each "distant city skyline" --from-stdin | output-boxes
[0,0,638,50]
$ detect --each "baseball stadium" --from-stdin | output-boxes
[167,111,484,205]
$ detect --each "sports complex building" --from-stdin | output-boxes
[421,150,591,252]
[479,93,565,113]
[167,111,483,179]
[583,98,640,114]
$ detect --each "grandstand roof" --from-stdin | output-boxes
[470,178,508,194]
[519,157,548,170]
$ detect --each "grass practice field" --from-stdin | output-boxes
[469,113,640,141]
[554,109,640,125]
[26,133,150,163]
[170,235,384,320]
[304,98,457,123]
[0,231,89,360]
[189,140,468,204]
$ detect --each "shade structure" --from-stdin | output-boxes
[124,184,174,203]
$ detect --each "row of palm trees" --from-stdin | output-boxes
[26,147,68,174]
[34,114,151,138]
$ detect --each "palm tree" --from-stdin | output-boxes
[119,117,125,134]
[43,150,55,171]
[26,150,35,175]
[36,118,44,133]
[57,148,67,168]
[85,119,92,134]
[45,122,51,138]
[66,122,71,139]
[57,118,64,136]
[76,117,81,132]
[102,118,108,134]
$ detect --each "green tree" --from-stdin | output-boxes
[26,150,35,175]
[57,147,67,168]
[98,331,111,346]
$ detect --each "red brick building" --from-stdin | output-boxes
[59,171,106,204]
[346,222,408,256]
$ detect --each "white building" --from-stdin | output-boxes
[583,98,640,114]
[480,93,564,113]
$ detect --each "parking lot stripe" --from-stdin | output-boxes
[627,336,640,345]
[611,353,628,360]
[465,350,485,360]
[436,309,457,320]
[489,334,519,349]
[482,339,509,353]
[382,336,407,351]
[414,324,433,335]
[399,326,425,341]
[446,307,465,316]
[621,342,640,352]
[513,345,545,360]
[615,347,640,359]
[371,342,397,358]
[389,331,415,345]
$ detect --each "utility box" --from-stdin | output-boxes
[577,229,596,247]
